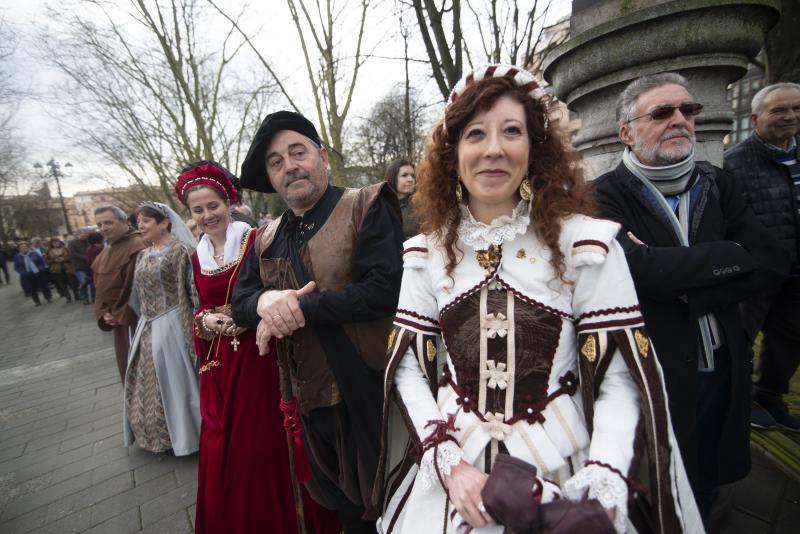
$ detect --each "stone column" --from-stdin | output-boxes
[543,0,780,179]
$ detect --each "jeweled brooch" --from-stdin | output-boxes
[476,244,502,276]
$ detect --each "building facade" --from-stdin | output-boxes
[724,63,766,149]
[0,185,145,242]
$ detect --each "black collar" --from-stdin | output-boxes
[283,184,344,245]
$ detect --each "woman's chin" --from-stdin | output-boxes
[204,221,224,234]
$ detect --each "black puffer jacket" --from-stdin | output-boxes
[724,134,800,273]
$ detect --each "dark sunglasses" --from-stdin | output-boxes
[626,102,703,123]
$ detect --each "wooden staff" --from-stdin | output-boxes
[276,339,307,534]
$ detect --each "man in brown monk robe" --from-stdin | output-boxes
[91,205,146,383]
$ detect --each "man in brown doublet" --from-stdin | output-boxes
[92,206,146,383]
[232,111,403,533]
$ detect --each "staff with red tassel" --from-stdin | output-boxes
[275,343,310,534]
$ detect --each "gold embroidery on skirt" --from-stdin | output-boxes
[581,335,597,362]
[634,330,649,358]
[426,339,437,362]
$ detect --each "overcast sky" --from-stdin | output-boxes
[2,0,571,195]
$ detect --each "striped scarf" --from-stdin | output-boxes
[623,147,696,195]
[622,147,721,372]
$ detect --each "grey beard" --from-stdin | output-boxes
[283,175,322,211]
[284,185,320,209]
[633,128,695,166]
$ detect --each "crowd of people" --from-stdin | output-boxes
[3,231,100,306]
[2,67,798,534]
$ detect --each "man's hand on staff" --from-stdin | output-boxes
[255,281,317,352]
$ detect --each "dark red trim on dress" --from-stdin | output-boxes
[397,308,439,326]
[439,273,495,318]
[573,239,609,252]
[577,304,641,322]
[495,276,573,319]
[394,316,441,334]
[586,457,647,495]
[575,317,644,332]
[438,367,579,426]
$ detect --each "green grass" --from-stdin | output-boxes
[788,369,800,416]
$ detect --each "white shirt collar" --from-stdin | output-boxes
[196,220,251,271]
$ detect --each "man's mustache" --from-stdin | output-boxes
[285,171,311,186]
[660,128,693,141]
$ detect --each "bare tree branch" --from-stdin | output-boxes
[408,0,565,100]
[284,0,371,185]
[38,0,276,209]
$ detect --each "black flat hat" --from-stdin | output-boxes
[240,111,322,193]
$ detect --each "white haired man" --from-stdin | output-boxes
[724,82,800,432]
[593,73,788,525]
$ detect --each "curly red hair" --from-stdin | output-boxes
[412,76,594,282]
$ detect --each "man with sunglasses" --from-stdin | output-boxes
[593,73,788,526]
[724,83,800,433]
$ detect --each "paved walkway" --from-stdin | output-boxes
[0,269,798,533]
[0,272,197,533]
[712,443,799,533]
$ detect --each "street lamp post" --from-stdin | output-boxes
[34,159,73,235]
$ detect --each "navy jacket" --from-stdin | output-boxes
[724,134,799,274]
[13,250,47,275]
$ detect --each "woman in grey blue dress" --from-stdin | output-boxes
[123,201,200,456]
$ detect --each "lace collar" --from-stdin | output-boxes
[457,200,530,250]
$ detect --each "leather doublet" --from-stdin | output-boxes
[255,184,392,414]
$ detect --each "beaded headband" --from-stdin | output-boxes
[137,201,169,218]
[174,163,238,205]
[176,176,231,202]
[444,63,549,133]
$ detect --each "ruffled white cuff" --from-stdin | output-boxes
[562,464,628,533]
[417,441,464,492]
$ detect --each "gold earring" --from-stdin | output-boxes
[455,180,464,203]
[519,178,532,201]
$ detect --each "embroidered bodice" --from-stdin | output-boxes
[388,213,648,533]
[134,239,193,319]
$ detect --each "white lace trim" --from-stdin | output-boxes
[562,464,628,533]
[458,200,530,250]
[417,441,464,492]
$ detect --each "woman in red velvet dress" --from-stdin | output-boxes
[175,161,338,534]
